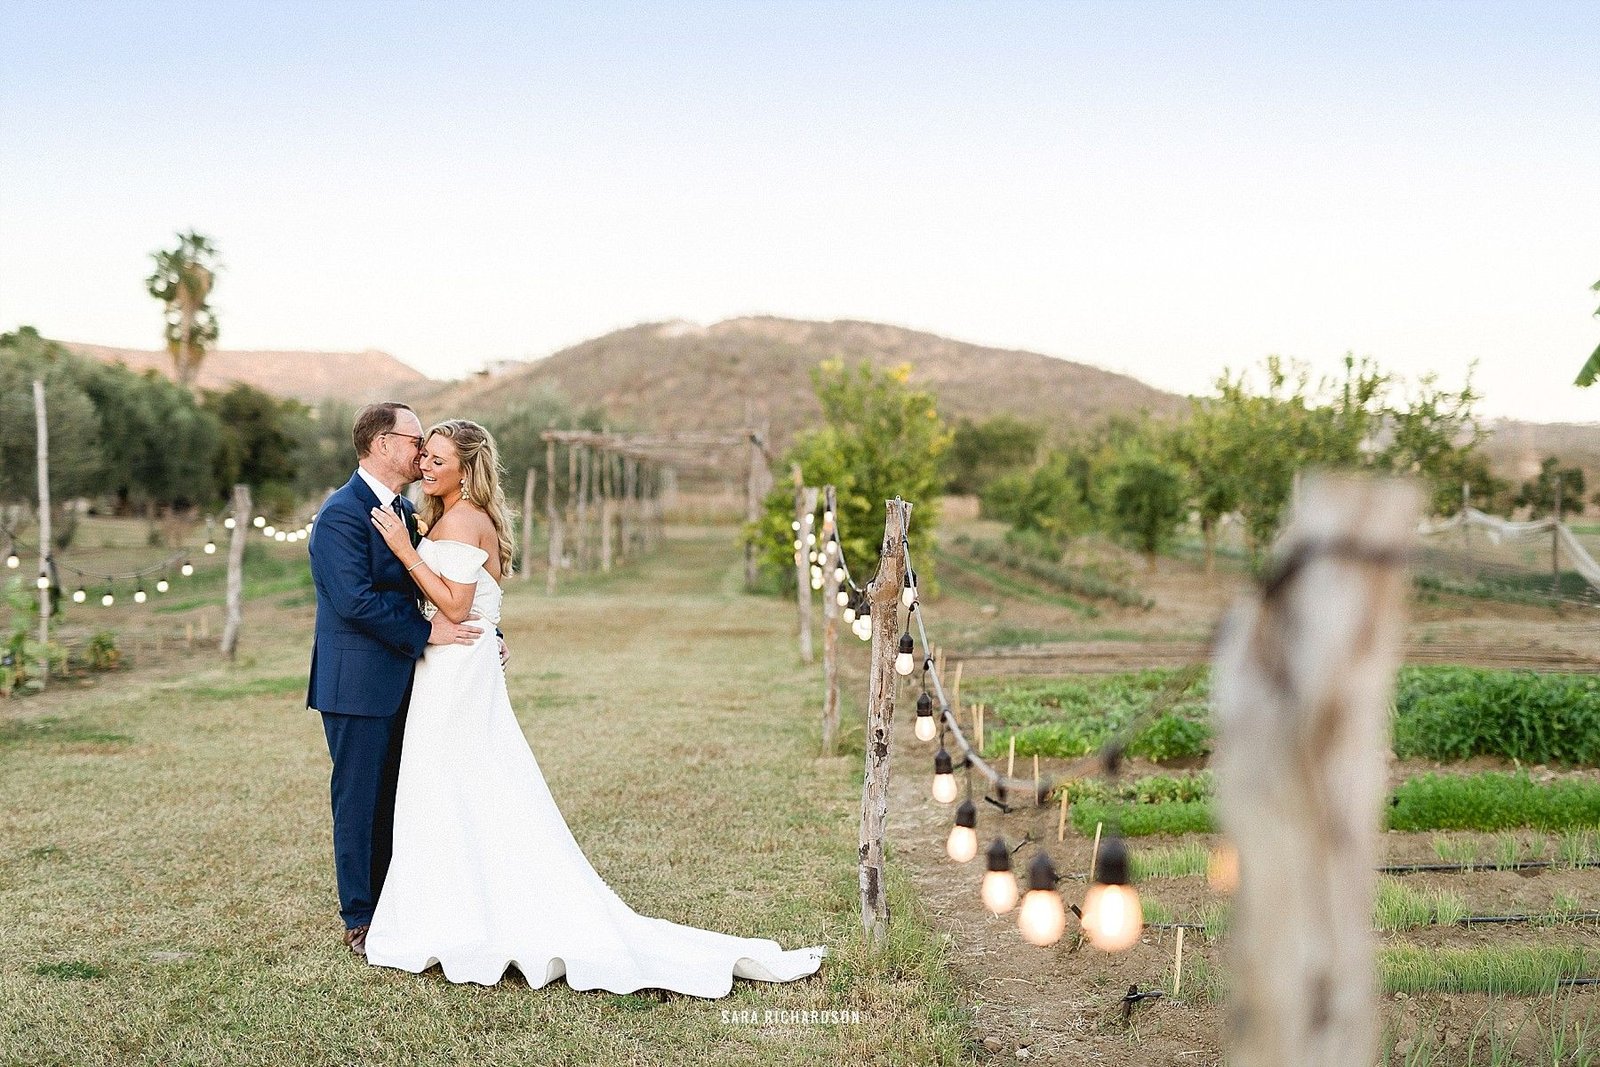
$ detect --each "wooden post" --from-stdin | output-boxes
[1212,473,1418,1067]
[520,467,536,582]
[600,446,614,573]
[1553,472,1563,598]
[621,456,636,559]
[858,498,911,942]
[792,469,818,664]
[820,485,840,756]
[32,381,50,686]
[744,424,766,590]
[575,443,590,570]
[220,483,252,660]
[545,439,561,594]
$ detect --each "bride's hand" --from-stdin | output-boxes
[369,506,414,560]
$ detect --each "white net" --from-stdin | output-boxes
[1414,508,1600,604]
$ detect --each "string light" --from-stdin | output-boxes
[204,540,217,554]
[931,747,959,804]
[100,589,115,607]
[914,691,937,742]
[155,577,170,594]
[1018,852,1068,946]
[180,561,194,577]
[253,516,266,529]
[895,630,916,676]
[36,572,50,591]
[981,837,1019,915]
[1080,835,1143,952]
[224,517,236,530]
[946,799,978,863]
[835,588,850,608]
[133,585,147,604]
[5,552,17,569]
[72,587,87,604]
[901,568,917,608]
[854,600,872,641]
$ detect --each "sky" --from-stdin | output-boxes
[2,0,1597,423]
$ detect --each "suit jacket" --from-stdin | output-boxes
[306,471,432,717]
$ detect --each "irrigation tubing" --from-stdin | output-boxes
[1146,913,1600,933]
[1378,859,1600,875]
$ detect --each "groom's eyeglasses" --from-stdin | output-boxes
[383,432,423,447]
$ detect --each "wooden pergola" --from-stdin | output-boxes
[538,428,772,593]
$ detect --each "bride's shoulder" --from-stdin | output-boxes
[431,503,493,541]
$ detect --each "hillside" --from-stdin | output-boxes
[418,316,1188,453]
[63,341,432,405]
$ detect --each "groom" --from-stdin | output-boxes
[306,401,483,956]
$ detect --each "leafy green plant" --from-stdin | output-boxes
[1129,842,1209,881]
[950,534,1152,608]
[1391,667,1600,766]
[1381,945,1593,995]
[1391,772,1600,833]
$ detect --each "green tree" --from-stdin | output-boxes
[1374,368,1487,516]
[1105,453,1190,569]
[755,360,951,589]
[79,359,220,511]
[0,329,108,505]
[1574,279,1600,387]
[1513,457,1586,518]
[944,415,1044,496]
[146,230,220,390]
[201,384,301,514]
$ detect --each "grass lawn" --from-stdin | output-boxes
[0,530,975,1066]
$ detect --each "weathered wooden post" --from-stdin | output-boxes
[32,381,51,686]
[520,467,536,582]
[859,498,911,942]
[744,423,766,590]
[220,483,253,660]
[792,468,818,664]
[545,438,561,594]
[621,455,636,559]
[574,442,590,571]
[599,444,614,573]
[820,484,841,756]
[1212,472,1418,1067]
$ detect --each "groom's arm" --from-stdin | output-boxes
[310,503,431,659]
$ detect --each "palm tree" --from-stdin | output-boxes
[145,231,220,390]
[1575,278,1600,387]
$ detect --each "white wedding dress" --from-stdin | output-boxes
[364,538,827,996]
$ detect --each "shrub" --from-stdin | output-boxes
[1391,667,1600,766]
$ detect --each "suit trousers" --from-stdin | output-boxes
[320,677,412,929]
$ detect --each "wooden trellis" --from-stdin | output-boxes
[539,428,772,592]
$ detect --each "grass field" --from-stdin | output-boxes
[0,529,976,1066]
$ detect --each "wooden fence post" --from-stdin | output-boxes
[859,498,911,942]
[1212,473,1418,1067]
[545,439,561,594]
[600,445,614,573]
[521,467,536,582]
[792,469,818,664]
[820,485,840,756]
[744,428,765,590]
[220,483,253,660]
[32,381,51,686]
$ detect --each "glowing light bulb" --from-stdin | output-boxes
[946,799,978,863]
[805,532,816,547]
[833,566,845,583]
[1019,852,1068,946]
[133,587,147,604]
[810,576,823,591]
[36,574,50,591]
[981,837,1019,915]
[72,588,87,604]
[894,632,916,676]
[223,517,236,530]
[914,691,937,742]
[856,603,872,641]
[931,747,958,804]
[1080,836,1143,952]
[902,571,917,608]
[1207,842,1239,894]
[101,592,114,607]
[792,539,802,552]
[791,520,801,532]
[180,562,194,577]
[204,541,217,554]
[836,589,850,608]
[252,516,266,528]
[275,531,287,542]
[824,541,836,557]
[803,513,813,525]
[5,554,18,569]
[263,525,277,537]
[823,510,834,524]
[156,579,170,593]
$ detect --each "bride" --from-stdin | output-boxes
[360,419,827,996]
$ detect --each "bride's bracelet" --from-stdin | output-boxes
[405,559,425,573]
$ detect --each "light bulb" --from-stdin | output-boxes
[823,510,834,524]
[914,691,936,741]
[134,588,147,604]
[810,577,822,591]
[857,619,872,642]
[902,584,917,608]
[805,532,816,547]
[1207,842,1239,894]
[72,588,87,604]
[101,592,114,607]
[252,515,265,528]
[1019,853,1068,946]
[5,554,17,569]
[156,579,169,593]
[824,541,836,556]
[894,632,916,676]
[275,531,287,542]
[1080,836,1143,952]
[36,574,50,591]
[833,566,845,582]
[981,838,1019,914]
[791,520,800,532]
[181,562,194,577]
[792,539,802,552]
[224,517,236,530]
[803,513,813,525]
[836,590,850,608]
[204,541,217,554]
[263,525,276,537]
[931,747,958,804]
[947,800,978,862]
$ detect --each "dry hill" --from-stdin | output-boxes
[419,316,1187,453]
[63,341,431,406]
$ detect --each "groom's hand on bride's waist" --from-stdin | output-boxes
[427,615,483,646]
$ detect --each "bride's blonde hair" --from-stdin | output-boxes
[418,419,516,576]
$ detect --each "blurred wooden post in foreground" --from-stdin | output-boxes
[819,484,840,756]
[859,498,910,942]
[792,468,818,665]
[33,381,51,686]
[1212,473,1418,1067]
[220,483,252,660]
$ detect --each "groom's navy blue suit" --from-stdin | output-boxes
[307,470,431,930]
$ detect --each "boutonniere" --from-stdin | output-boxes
[415,517,429,536]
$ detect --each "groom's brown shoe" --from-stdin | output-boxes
[344,925,370,956]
